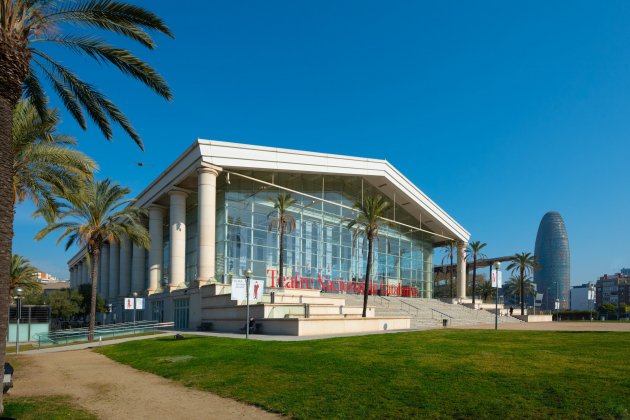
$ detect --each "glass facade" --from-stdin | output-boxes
[534,211,570,310]
[214,171,435,298]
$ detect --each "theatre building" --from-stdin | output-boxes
[67,140,470,335]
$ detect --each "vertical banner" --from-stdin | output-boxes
[250,280,264,302]
[124,297,134,310]
[124,298,144,309]
[491,271,503,288]
[231,278,246,300]
[231,278,264,302]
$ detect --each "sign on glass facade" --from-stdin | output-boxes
[214,172,434,298]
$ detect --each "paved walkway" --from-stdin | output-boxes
[10,348,280,420]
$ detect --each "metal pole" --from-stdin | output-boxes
[246,275,250,340]
[133,299,136,334]
[16,312,20,354]
[495,268,498,331]
[16,297,22,354]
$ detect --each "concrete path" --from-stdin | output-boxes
[10,349,280,420]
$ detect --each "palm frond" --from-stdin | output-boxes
[40,0,174,47]
[37,35,171,99]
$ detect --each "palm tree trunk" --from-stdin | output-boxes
[520,267,525,316]
[88,247,100,342]
[278,223,284,288]
[0,96,17,414]
[472,256,477,305]
[363,233,374,317]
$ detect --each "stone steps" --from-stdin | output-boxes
[336,294,523,328]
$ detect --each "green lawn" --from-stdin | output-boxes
[3,396,96,419]
[97,330,630,419]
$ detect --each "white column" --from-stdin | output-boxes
[108,241,120,298]
[119,236,132,297]
[196,167,220,286]
[77,262,82,286]
[456,241,467,299]
[131,242,146,293]
[148,206,164,293]
[169,189,188,290]
[81,260,87,284]
[101,244,110,299]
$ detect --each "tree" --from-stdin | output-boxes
[46,289,82,322]
[36,178,150,342]
[442,241,456,299]
[506,252,539,316]
[13,99,96,211]
[476,276,494,302]
[267,193,297,288]
[466,241,487,305]
[77,283,107,318]
[347,195,391,317]
[598,303,616,319]
[10,254,40,299]
[0,2,172,410]
[504,275,535,308]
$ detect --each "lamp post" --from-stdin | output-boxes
[244,269,253,340]
[493,262,501,330]
[588,284,595,321]
[555,298,560,322]
[132,291,138,334]
[14,287,24,354]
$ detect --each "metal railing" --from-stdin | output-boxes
[398,299,422,316]
[34,321,174,347]
[431,309,453,320]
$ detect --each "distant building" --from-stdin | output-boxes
[37,272,61,283]
[42,281,70,295]
[534,211,570,310]
[595,273,630,307]
[621,268,630,276]
[570,283,595,311]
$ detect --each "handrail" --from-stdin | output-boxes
[34,320,173,347]
[374,295,391,308]
[431,308,453,320]
[399,299,421,316]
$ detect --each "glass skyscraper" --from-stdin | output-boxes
[534,211,570,310]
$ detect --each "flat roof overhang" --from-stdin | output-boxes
[70,139,471,266]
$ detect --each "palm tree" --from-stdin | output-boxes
[466,241,487,305]
[13,99,96,210]
[1,3,171,406]
[36,179,149,342]
[504,274,536,308]
[347,195,390,317]
[10,254,41,299]
[507,252,539,316]
[442,241,456,299]
[267,193,297,288]
[477,276,494,302]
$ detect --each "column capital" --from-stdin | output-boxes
[198,163,222,176]
[148,203,167,211]
[168,187,190,198]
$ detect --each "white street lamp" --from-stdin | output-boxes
[14,287,24,354]
[244,269,253,340]
[493,262,501,330]
[132,291,138,333]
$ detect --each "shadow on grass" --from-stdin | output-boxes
[153,335,208,343]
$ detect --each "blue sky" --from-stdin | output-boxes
[13,1,630,284]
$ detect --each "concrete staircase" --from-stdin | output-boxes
[338,294,523,329]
